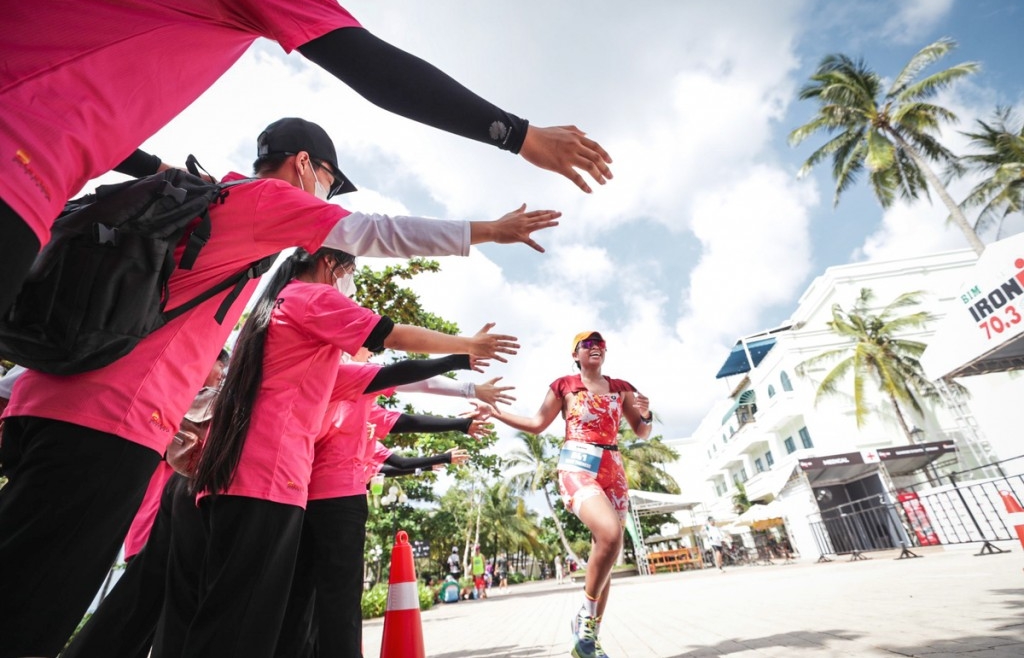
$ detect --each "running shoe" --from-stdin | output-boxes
[593,617,609,658]
[570,608,598,658]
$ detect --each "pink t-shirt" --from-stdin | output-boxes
[218,281,382,508]
[4,174,345,454]
[307,367,396,501]
[123,461,176,560]
[0,0,360,245]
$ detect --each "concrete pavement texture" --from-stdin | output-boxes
[362,543,1024,657]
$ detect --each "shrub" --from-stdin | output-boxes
[361,582,436,619]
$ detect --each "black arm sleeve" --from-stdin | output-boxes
[378,451,452,477]
[364,354,470,395]
[390,413,472,435]
[298,27,528,153]
[113,149,162,177]
[363,316,395,353]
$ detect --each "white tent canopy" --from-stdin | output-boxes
[628,489,701,515]
[735,500,784,525]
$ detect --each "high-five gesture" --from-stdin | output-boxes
[519,125,613,194]
[468,323,519,363]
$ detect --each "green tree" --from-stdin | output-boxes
[504,431,581,563]
[795,288,943,440]
[732,482,752,515]
[618,426,680,494]
[958,106,1024,239]
[789,38,983,253]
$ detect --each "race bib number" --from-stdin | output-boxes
[558,441,603,475]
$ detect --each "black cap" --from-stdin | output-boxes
[256,118,357,197]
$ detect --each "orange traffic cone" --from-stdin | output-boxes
[380,530,425,658]
[999,490,1024,550]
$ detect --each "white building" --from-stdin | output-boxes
[684,243,1024,560]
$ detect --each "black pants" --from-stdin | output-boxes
[151,475,209,658]
[277,495,369,658]
[0,417,161,658]
[176,495,304,658]
[64,473,200,658]
[0,198,40,318]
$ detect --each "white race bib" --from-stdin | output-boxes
[557,441,604,476]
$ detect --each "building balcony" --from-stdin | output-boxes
[749,390,803,432]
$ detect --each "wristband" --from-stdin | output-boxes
[640,413,653,425]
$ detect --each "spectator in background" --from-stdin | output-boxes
[472,545,487,600]
[447,547,462,580]
[704,517,725,572]
[555,554,565,585]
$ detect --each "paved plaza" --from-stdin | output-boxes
[362,543,1024,657]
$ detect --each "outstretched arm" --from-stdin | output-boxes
[298,27,612,193]
[384,322,518,363]
[364,355,471,395]
[484,388,563,435]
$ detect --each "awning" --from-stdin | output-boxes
[721,389,757,424]
[743,465,796,502]
[736,500,784,524]
[921,233,1024,379]
[628,490,701,515]
[715,338,777,379]
[798,440,957,485]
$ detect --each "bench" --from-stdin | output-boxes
[647,547,703,573]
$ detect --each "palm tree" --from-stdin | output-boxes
[789,38,983,254]
[504,431,580,563]
[958,106,1024,240]
[617,426,681,493]
[795,288,942,440]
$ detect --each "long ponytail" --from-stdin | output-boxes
[190,246,352,494]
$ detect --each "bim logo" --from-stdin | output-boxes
[963,258,1024,322]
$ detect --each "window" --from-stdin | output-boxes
[784,437,796,454]
[799,426,814,449]
[765,450,774,467]
[767,384,776,398]
[780,371,793,392]
[739,468,748,482]
[732,474,741,486]
[754,458,764,473]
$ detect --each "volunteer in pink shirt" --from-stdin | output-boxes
[279,355,500,656]
[122,350,229,563]
[0,0,613,320]
[0,115,551,658]
[179,248,516,657]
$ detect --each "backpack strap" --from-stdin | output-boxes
[163,253,279,325]
[179,176,254,271]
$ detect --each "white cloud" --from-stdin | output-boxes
[881,0,956,44]
[68,0,1017,449]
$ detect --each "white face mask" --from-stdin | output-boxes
[298,162,330,201]
[333,270,356,298]
[313,175,330,202]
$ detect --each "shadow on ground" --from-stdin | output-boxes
[665,629,862,657]
[430,645,548,658]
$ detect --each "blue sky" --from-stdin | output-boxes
[119,0,1024,445]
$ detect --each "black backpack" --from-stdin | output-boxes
[0,162,276,375]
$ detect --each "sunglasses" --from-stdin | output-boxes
[578,339,606,351]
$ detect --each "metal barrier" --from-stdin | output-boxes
[809,470,1024,560]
